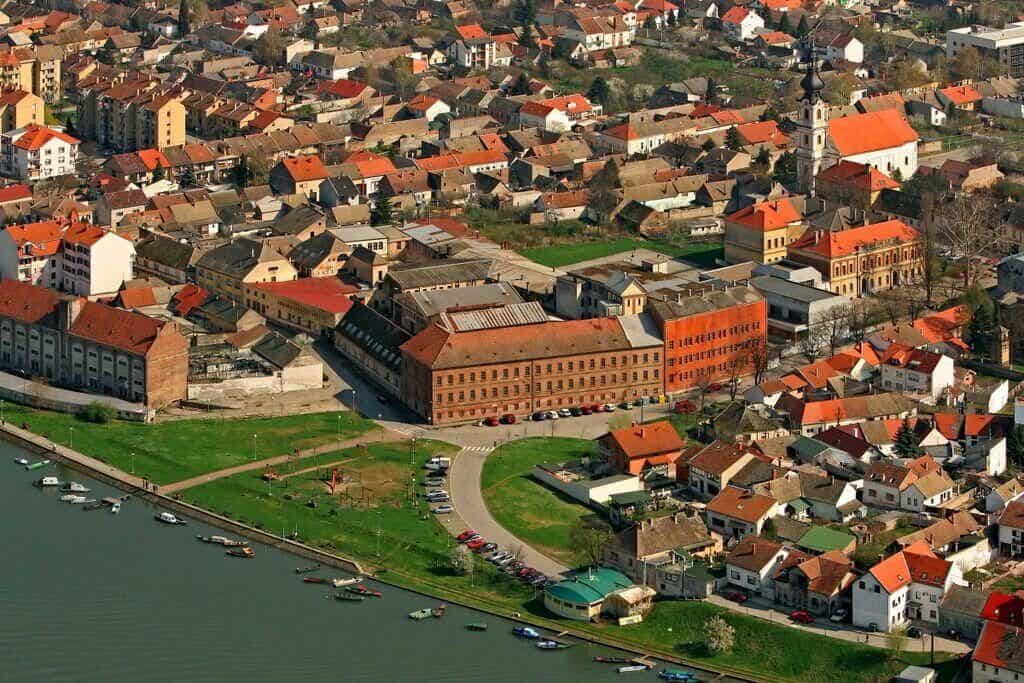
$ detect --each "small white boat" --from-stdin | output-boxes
[110,502,121,514]
[617,665,649,673]
[60,494,88,504]
[13,457,28,466]
[154,512,186,525]
[331,576,363,588]
[61,482,90,493]
[33,476,59,487]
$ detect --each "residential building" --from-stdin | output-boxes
[687,440,757,497]
[720,7,764,41]
[878,343,955,402]
[0,89,41,134]
[0,279,188,406]
[947,24,1024,78]
[998,500,1024,557]
[862,455,954,512]
[1,125,79,181]
[244,277,356,336]
[974,621,1024,681]
[195,238,298,302]
[724,534,789,597]
[723,197,804,264]
[773,549,856,617]
[269,155,329,200]
[777,393,914,436]
[517,95,600,133]
[133,233,200,284]
[333,301,411,397]
[705,486,779,539]
[599,420,686,476]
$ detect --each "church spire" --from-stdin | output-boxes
[799,38,823,103]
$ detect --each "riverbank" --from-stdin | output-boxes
[4,421,959,683]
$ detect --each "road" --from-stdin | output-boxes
[447,445,570,578]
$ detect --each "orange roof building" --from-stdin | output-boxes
[724,197,803,264]
[826,109,919,180]
[817,160,900,208]
[600,421,686,475]
[852,540,958,631]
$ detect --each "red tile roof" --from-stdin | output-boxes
[939,84,983,106]
[818,160,900,192]
[788,219,919,258]
[318,78,368,99]
[828,109,918,157]
[118,287,158,309]
[721,6,750,23]
[982,592,1024,626]
[606,420,685,459]
[13,124,78,150]
[137,148,170,170]
[974,621,1023,672]
[736,120,791,147]
[0,277,61,324]
[413,149,506,172]
[281,154,329,182]
[879,342,943,374]
[868,540,947,593]
[912,306,970,343]
[62,221,110,247]
[706,486,776,524]
[68,301,166,355]
[726,198,801,232]
[0,183,31,203]
[250,277,357,315]
[455,23,488,40]
[4,219,64,257]
[171,283,209,317]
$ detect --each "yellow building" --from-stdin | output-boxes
[0,89,42,133]
[724,198,805,264]
[77,78,187,152]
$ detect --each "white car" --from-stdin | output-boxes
[432,504,454,514]
[603,403,617,412]
[489,552,510,564]
[829,609,847,623]
[546,410,560,420]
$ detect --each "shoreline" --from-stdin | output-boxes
[4,421,788,683]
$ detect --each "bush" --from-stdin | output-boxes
[77,401,115,424]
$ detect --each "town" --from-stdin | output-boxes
[5,0,1024,679]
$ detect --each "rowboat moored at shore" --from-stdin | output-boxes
[431,604,446,618]
[594,657,632,664]
[346,584,382,598]
[617,665,649,673]
[295,565,319,574]
[335,592,365,602]
[25,460,51,471]
[536,639,572,650]
[658,670,695,681]
[302,576,329,584]
[408,608,433,620]
[61,482,90,493]
[33,476,59,487]
[110,502,121,514]
[512,626,540,639]
[226,547,255,559]
[466,623,488,631]
[197,535,245,547]
[13,457,28,466]
[330,576,362,588]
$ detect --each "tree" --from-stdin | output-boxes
[242,153,269,187]
[370,192,395,226]
[1008,425,1024,467]
[701,138,716,152]
[893,417,920,457]
[950,45,1000,81]
[178,0,190,38]
[590,159,620,223]
[796,15,810,37]
[753,146,772,172]
[887,59,927,90]
[510,72,531,96]
[513,0,537,25]
[886,626,908,660]
[772,151,797,186]
[520,23,535,50]
[726,355,744,401]
[568,519,612,566]
[255,27,285,66]
[821,304,851,357]
[969,296,996,360]
[178,166,197,188]
[937,195,999,289]
[587,76,611,108]
[750,338,772,386]
[798,325,826,362]
[704,616,736,655]
[777,12,791,34]
[152,163,165,182]
[823,72,858,106]
[449,544,473,575]
[725,126,743,150]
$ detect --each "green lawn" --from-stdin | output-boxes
[520,237,723,269]
[481,437,597,566]
[5,404,373,485]
[851,523,916,570]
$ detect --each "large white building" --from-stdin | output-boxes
[0,125,79,181]
[0,220,135,296]
[947,23,1024,78]
[826,108,919,180]
[852,541,962,633]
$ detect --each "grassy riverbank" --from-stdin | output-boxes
[4,405,373,484]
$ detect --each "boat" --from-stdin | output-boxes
[617,665,649,673]
[25,459,51,471]
[226,546,255,559]
[154,512,186,525]
[408,608,433,620]
[466,623,488,631]
[13,457,28,466]
[110,502,121,514]
[536,639,572,650]
[335,592,365,602]
[61,482,90,493]
[431,603,447,618]
[197,535,245,547]
[512,626,540,639]
[302,577,329,585]
[82,501,104,511]
[594,657,633,664]
[33,476,59,487]
[346,584,382,598]
[60,494,88,504]
[295,565,320,574]
[330,576,362,588]
[658,670,695,681]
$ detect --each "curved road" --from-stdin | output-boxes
[447,446,569,578]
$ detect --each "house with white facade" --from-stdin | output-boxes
[0,125,79,181]
[517,95,600,133]
[852,540,962,632]
[825,109,919,180]
[688,440,757,497]
[974,621,1024,682]
[724,535,789,597]
[862,455,954,512]
[705,486,779,539]
[446,24,510,70]
[720,7,764,42]
[825,34,864,64]
[998,500,1024,557]
[560,15,634,53]
[878,343,955,403]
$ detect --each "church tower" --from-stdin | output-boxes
[795,49,828,196]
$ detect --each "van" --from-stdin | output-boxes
[424,457,451,471]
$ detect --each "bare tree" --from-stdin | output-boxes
[750,338,771,386]
[726,355,745,401]
[936,194,1000,290]
[820,304,851,357]
[846,298,875,344]
[798,326,827,362]
[875,290,910,327]
[695,375,716,413]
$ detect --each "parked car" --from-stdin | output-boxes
[500,413,517,424]
[708,382,722,392]
[724,590,748,603]
[479,542,497,553]
[828,609,847,623]
[483,416,500,426]
[432,504,454,514]
[424,457,451,471]
[532,411,548,421]
[789,610,814,624]
[570,407,583,417]
[467,539,486,550]
[558,408,572,417]
[907,626,922,638]
[591,404,605,413]
[457,530,476,542]
[488,552,510,564]
[423,477,446,487]
[580,406,593,415]
[497,555,517,567]
[546,410,560,420]
[603,403,617,412]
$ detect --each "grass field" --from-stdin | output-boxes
[480,437,599,565]
[851,522,916,570]
[520,238,723,269]
[6,404,373,485]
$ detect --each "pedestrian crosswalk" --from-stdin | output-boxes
[460,445,493,455]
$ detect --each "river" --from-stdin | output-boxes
[0,439,710,682]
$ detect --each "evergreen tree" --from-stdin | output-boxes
[893,417,920,457]
[370,192,394,226]
[754,146,772,170]
[705,78,716,104]
[666,11,676,27]
[153,163,165,182]
[590,159,621,223]
[725,126,743,150]
[1009,425,1024,467]
[970,303,995,359]
[520,23,535,50]
[796,15,810,37]
[511,72,531,96]
[179,166,197,188]
[178,0,190,38]
[587,76,611,107]
[236,154,249,187]
[513,0,536,26]
[701,137,716,152]
[778,12,791,34]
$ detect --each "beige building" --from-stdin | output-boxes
[724,198,805,264]
[0,89,42,133]
[195,238,298,303]
[77,78,187,152]
[243,277,356,336]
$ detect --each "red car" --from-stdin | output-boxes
[790,610,814,624]
[483,416,500,426]
[457,530,476,543]
[467,538,486,550]
[708,382,722,392]
[500,413,517,424]
[581,405,593,415]
[592,404,606,413]
[724,590,748,603]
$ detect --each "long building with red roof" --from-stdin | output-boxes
[243,277,357,336]
[0,278,188,407]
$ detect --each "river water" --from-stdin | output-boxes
[0,439,710,682]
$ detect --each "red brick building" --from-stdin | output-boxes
[399,303,664,425]
[647,285,767,394]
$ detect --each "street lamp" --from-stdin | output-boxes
[351,389,358,417]
[252,433,257,461]
[2,398,6,423]
[69,426,73,449]
[130,451,135,475]
[336,414,341,451]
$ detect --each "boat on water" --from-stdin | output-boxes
[61,482,90,493]
[13,457,28,466]
[110,502,121,514]
[226,546,255,559]
[466,623,488,631]
[82,501,105,511]
[346,584,382,598]
[25,459,51,471]
[617,665,649,673]
[154,512,186,525]
[431,604,446,618]
[330,576,362,588]
[335,592,365,602]
[302,576,330,584]
[408,608,433,620]
[536,639,572,650]
[60,494,89,504]
[197,535,245,547]
[33,476,59,487]
[295,565,320,574]
[512,626,540,639]
[594,657,633,664]
[658,670,695,681]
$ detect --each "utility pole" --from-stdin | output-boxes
[376,510,382,557]
[130,451,135,475]
[252,433,257,461]
[69,426,73,449]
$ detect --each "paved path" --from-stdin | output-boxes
[161,429,404,494]
[447,446,570,578]
[707,594,972,654]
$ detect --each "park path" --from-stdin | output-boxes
[161,429,405,494]
[447,446,570,579]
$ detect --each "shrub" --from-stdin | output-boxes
[704,616,736,655]
[77,401,115,424]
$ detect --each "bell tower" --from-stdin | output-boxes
[795,44,828,196]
